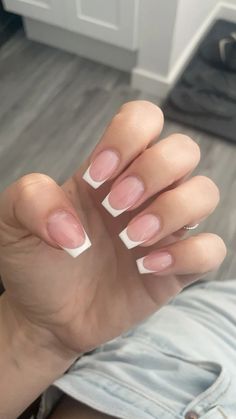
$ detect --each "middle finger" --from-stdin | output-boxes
[102,134,200,217]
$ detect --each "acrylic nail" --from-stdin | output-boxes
[136,252,173,274]
[83,149,120,189]
[102,176,145,217]
[47,210,91,258]
[119,214,161,249]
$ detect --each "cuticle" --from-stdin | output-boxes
[91,148,121,164]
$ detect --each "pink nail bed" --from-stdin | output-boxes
[119,214,160,249]
[136,252,173,274]
[83,149,120,189]
[47,210,91,258]
[102,176,145,217]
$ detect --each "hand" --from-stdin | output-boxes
[0,101,226,357]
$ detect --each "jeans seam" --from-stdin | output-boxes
[121,336,231,415]
[183,371,231,416]
[77,368,181,417]
[198,377,231,411]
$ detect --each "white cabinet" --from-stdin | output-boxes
[2,0,64,26]
[66,0,139,49]
[3,0,139,50]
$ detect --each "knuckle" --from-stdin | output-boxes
[192,237,210,273]
[170,188,191,214]
[196,176,220,205]
[121,100,163,117]
[152,143,176,176]
[173,134,201,160]
[16,173,54,198]
[193,234,227,273]
[217,235,227,255]
[173,133,193,144]
[150,143,165,162]
[156,134,200,175]
[208,233,227,264]
[161,188,193,221]
[118,101,164,129]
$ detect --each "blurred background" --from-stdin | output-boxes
[0,0,236,288]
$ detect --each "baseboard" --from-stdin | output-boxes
[132,69,171,99]
[24,18,137,72]
[24,3,236,98]
[219,2,236,22]
[132,1,236,98]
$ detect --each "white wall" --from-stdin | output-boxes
[170,0,218,67]
[171,0,236,66]
[133,0,220,83]
[132,0,236,96]
[135,0,179,77]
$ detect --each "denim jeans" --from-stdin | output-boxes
[39,280,236,419]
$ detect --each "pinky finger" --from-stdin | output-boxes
[136,233,226,276]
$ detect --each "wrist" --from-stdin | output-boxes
[0,293,77,369]
[0,294,77,419]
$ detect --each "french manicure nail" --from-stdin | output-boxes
[47,210,91,258]
[83,149,120,189]
[102,176,145,217]
[136,252,173,274]
[119,214,160,249]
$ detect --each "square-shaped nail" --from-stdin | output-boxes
[119,214,160,249]
[62,232,91,258]
[136,252,173,274]
[47,210,91,258]
[83,149,120,189]
[102,176,145,217]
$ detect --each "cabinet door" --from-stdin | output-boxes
[66,0,139,50]
[2,0,64,26]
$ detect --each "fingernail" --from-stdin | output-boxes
[83,149,120,189]
[47,210,91,258]
[119,214,160,249]
[102,176,145,217]
[136,252,173,274]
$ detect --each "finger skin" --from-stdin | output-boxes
[113,133,200,199]
[101,134,200,216]
[0,173,89,253]
[137,233,227,276]
[82,101,164,182]
[120,175,219,249]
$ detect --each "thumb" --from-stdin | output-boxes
[0,173,91,258]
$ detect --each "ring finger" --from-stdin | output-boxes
[119,175,219,249]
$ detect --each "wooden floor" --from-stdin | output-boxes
[1,30,236,281]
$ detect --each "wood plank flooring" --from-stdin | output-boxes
[1,30,236,281]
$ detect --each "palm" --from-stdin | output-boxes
[1,172,178,353]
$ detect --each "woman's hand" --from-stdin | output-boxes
[0,101,226,358]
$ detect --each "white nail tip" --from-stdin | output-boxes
[82,166,106,189]
[136,257,156,274]
[119,228,143,249]
[62,231,92,258]
[102,194,128,217]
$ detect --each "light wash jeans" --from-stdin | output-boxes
[39,280,236,419]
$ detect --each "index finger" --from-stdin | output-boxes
[82,101,164,189]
